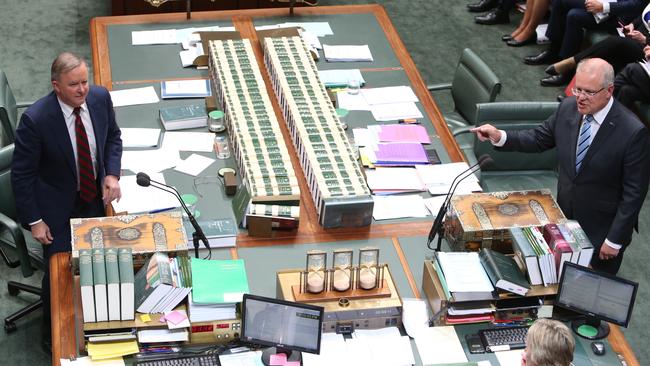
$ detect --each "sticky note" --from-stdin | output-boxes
[269,353,287,365]
[139,314,151,322]
[165,310,187,325]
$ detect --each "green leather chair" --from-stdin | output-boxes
[427,48,502,133]
[0,144,44,332]
[453,101,560,195]
[0,69,33,146]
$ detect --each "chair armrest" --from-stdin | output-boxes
[452,125,475,137]
[427,82,453,92]
[0,212,33,278]
[16,101,34,109]
[475,101,559,124]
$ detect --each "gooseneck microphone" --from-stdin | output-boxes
[426,155,493,251]
[136,172,210,258]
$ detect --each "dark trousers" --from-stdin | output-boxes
[575,36,646,73]
[41,190,104,340]
[546,0,617,58]
[590,244,627,274]
[614,63,650,110]
[498,0,517,11]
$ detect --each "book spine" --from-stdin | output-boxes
[566,220,595,267]
[118,248,135,321]
[557,223,580,263]
[510,227,542,286]
[79,249,96,323]
[478,249,501,288]
[92,248,108,322]
[104,248,121,321]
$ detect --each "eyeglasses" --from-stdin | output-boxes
[571,87,606,97]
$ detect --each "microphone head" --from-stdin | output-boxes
[136,172,151,187]
[478,154,494,168]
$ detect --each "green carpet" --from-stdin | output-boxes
[0,1,646,365]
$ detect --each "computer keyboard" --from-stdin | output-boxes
[135,353,220,366]
[478,326,528,352]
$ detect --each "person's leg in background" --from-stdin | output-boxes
[476,0,516,24]
[507,0,551,46]
[614,63,650,110]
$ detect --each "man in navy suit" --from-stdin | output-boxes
[11,52,122,349]
[472,58,650,274]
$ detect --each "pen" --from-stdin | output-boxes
[398,118,420,124]
[149,207,176,214]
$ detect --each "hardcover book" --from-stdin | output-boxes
[118,248,135,321]
[159,104,207,131]
[543,223,573,277]
[510,227,542,286]
[564,220,595,267]
[479,248,530,296]
[92,248,108,322]
[104,248,121,321]
[79,249,96,323]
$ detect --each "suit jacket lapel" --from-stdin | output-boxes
[47,94,77,179]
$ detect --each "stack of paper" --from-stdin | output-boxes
[137,328,189,343]
[378,124,430,144]
[374,142,428,165]
[413,326,469,365]
[87,340,139,360]
[365,167,425,194]
[323,44,373,62]
[189,258,249,322]
[120,128,161,148]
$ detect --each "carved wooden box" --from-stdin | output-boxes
[444,189,566,252]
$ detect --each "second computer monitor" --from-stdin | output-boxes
[555,262,638,339]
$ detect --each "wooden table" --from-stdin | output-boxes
[49,4,639,365]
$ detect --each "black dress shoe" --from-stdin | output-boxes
[501,34,513,42]
[475,9,510,25]
[523,50,558,65]
[540,73,570,86]
[468,0,498,12]
[544,65,558,75]
[506,34,537,47]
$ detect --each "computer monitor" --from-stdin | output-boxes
[241,294,324,366]
[555,262,638,340]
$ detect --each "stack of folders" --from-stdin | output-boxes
[510,221,594,287]
[79,248,135,323]
[433,252,498,324]
[134,252,192,314]
[188,258,250,323]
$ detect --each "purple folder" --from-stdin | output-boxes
[375,142,428,165]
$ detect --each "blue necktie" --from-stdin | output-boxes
[575,114,593,173]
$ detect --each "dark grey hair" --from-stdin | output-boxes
[51,52,86,81]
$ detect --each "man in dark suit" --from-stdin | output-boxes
[472,58,650,274]
[524,0,646,66]
[11,52,122,349]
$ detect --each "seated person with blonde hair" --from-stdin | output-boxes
[522,319,575,366]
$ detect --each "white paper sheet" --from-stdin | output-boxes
[179,43,204,67]
[414,326,468,365]
[219,351,265,366]
[136,328,188,343]
[131,29,176,45]
[111,173,181,214]
[323,44,373,62]
[120,128,161,148]
[437,252,495,292]
[60,356,124,366]
[337,91,371,111]
[109,86,159,107]
[173,153,215,176]
[415,163,482,195]
[360,86,418,105]
[161,79,210,98]
[423,195,447,216]
[121,148,181,175]
[370,102,423,121]
[162,131,215,152]
[366,167,425,193]
[372,194,429,220]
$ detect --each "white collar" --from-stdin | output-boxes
[57,97,88,119]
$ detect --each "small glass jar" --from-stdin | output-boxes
[208,110,225,132]
[214,135,231,159]
[347,79,360,95]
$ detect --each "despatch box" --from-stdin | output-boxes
[443,189,566,252]
[70,211,188,268]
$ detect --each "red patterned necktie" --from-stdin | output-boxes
[73,107,97,203]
